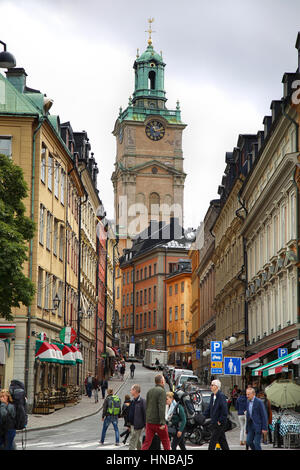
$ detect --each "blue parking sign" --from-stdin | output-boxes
[211,341,222,353]
[224,357,241,376]
[278,348,288,358]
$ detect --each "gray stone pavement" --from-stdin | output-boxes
[25,372,130,432]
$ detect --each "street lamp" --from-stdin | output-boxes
[0,41,16,68]
[44,293,61,312]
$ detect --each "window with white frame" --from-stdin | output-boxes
[41,145,46,182]
[54,162,60,198]
[60,169,65,205]
[39,204,45,245]
[37,267,43,308]
[46,211,52,251]
[48,154,53,191]
[0,136,12,157]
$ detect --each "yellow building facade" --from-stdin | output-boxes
[165,260,192,366]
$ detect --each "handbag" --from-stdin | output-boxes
[168,425,177,437]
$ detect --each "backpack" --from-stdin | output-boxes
[9,380,28,430]
[106,395,121,416]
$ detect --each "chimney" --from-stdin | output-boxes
[263,116,272,138]
[270,100,281,124]
[257,130,264,152]
[295,32,300,72]
[5,67,27,94]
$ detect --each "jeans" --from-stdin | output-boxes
[246,420,262,450]
[87,383,92,398]
[0,430,16,450]
[171,431,186,450]
[101,416,120,444]
[94,388,99,403]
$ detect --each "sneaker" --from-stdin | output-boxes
[115,443,120,446]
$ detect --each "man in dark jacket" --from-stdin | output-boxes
[128,384,146,450]
[246,387,268,450]
[204,379,230,450]
[141,375,171,450]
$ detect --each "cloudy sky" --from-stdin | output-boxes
[1,0,300,229]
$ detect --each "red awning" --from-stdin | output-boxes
[242,341,289,366]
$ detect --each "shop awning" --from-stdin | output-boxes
[252,349,300,377]
[35,340,61,363]
[0,324,16,336]
[106,346,115,357]
[55,343,76,365]
[70,345,83,364]
[111,347,119,356]
[242,341,289,367]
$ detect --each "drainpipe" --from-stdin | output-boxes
[76,166,88,386]
[281,100,300,341]
[236,183,249,352]
[25,116,44,398]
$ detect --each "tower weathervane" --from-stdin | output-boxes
[145,17,155,46]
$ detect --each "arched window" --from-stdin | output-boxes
[148,71,156,90]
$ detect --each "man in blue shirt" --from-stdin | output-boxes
[246,387,268,450]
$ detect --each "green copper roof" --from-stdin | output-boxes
[0,72,40,116]
[135,44,164,65]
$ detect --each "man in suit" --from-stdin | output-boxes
[246,387,268,450]
[204,379,230,450]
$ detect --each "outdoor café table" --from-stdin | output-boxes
[270,411,300,436]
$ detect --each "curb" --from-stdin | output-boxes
[23,374,130,433]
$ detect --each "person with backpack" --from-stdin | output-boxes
[0,389,16,450]
[166,392,187,450]
[99,388,121,446]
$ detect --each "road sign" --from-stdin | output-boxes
[278,348,288,358]
[211,367,223,375]
[211,352,223,361]
[224,357,241,376]
[211,361,223,369]
[211,341,222,353]
[196,349,201,360]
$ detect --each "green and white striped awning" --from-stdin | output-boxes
[252,349,300,377]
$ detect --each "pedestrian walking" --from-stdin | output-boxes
[93,376,100,403]
[120,363,125,381]
[130,362,136,378]
[258,391,272,444]
[100,378,108,399]
[155,358,160,371]
[85,372,93,398]
[0,389,16,450]
[99,389,121,446]
[141,374,171,450]
[203,379,230,450]
[235,389,247,446]
[166,392,186,450]
[246,387,268,450]
[120,394,132,444]
[128,384,146,450]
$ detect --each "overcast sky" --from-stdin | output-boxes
[1,0,300,229]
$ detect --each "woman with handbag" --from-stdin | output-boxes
[166,392,187,450]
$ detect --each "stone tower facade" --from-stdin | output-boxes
[111,36,187,249]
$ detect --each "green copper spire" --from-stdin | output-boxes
[116,19,183,125]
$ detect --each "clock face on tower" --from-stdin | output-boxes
[145,120,165,141]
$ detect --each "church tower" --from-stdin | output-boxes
[112,20,187,248]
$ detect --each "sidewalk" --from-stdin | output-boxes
[24,372,129,432]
